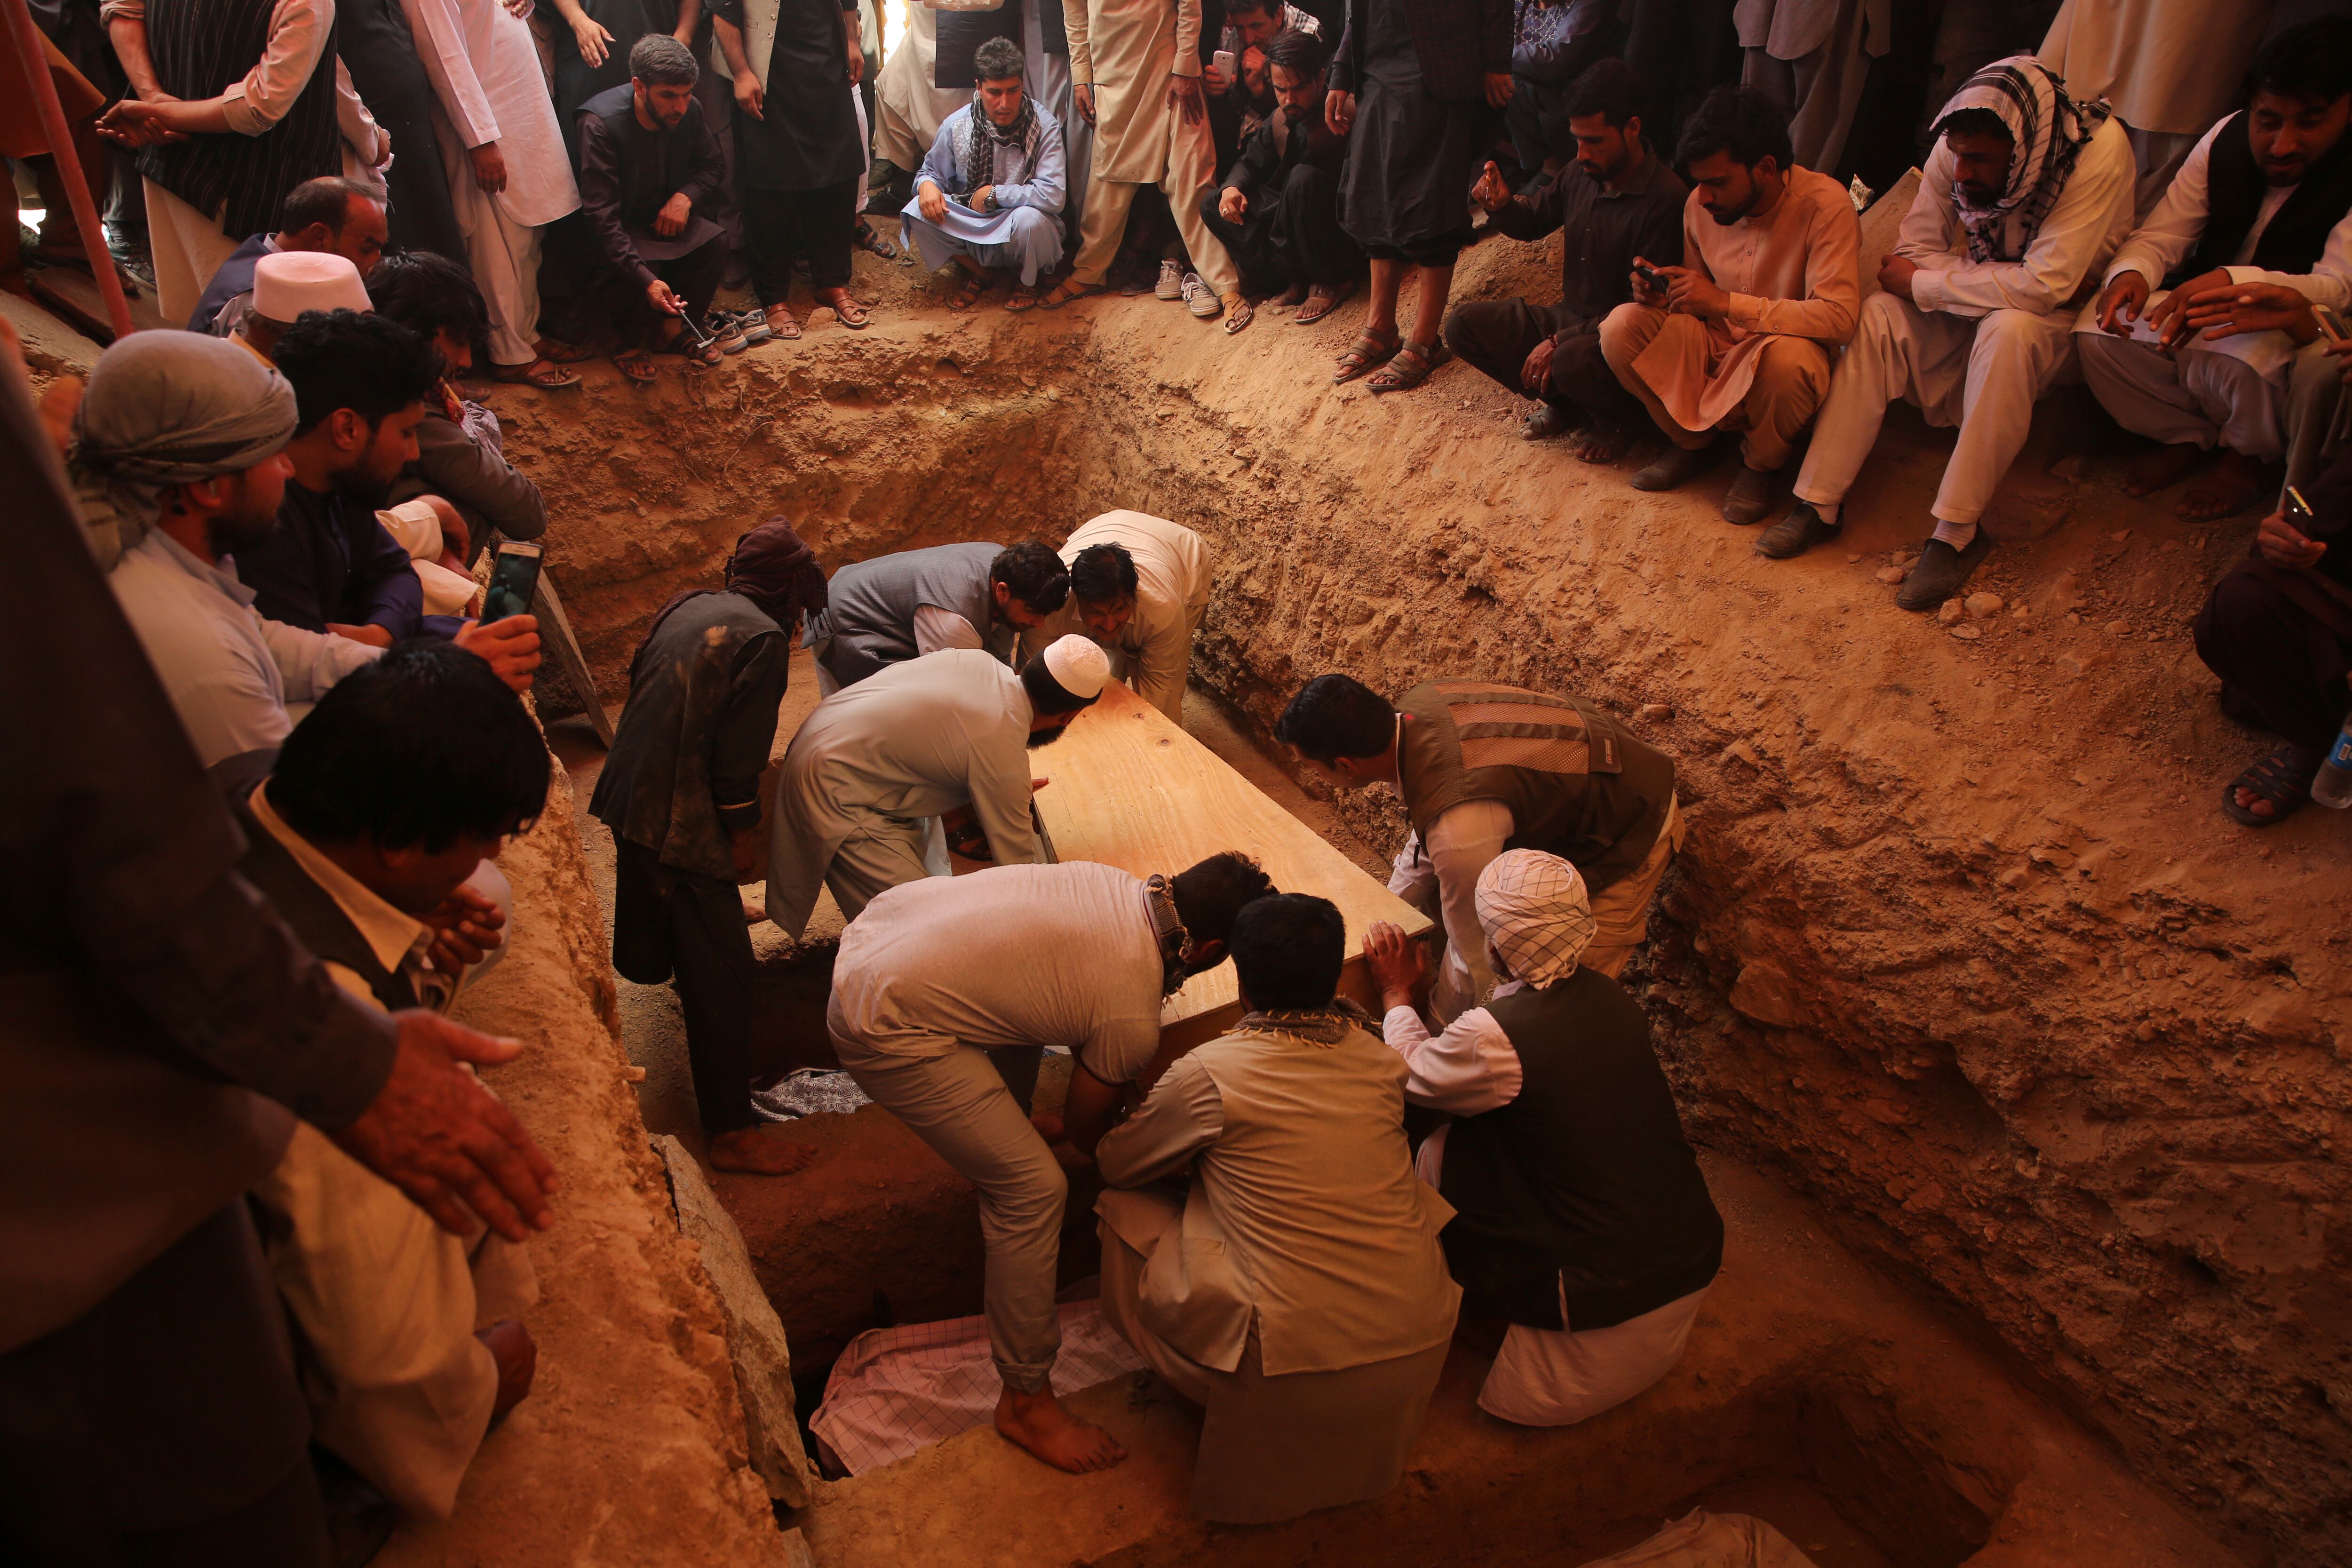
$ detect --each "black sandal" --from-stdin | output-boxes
[2220,743,2317,828]
[944,820,994,860]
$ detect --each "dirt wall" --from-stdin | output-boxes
[492,241,2348,1565]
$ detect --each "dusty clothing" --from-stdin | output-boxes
[803,541,1013,689]
[1735,0,1887,176]
[2038,0,2270,140]
[1025,510,1211,722]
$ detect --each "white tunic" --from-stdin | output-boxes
[1063,0,1204,182]
[1029,509,1212,723]
[400,0,581,227]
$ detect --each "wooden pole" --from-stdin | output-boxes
[4,0,134,341]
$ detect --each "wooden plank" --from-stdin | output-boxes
[25,262,172,344]
[531,568,616,747]
[1032,680,1430,1050]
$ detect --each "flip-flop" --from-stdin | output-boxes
[491,358,582,389]
[613,349,659,384]
[2221,743,2317,827]
[1296,281,1352,325]
[1039,276,1103,310]
[1367,339,1450,393]
[1333,328,1401,384]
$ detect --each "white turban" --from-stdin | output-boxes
[1474,850,1596,987]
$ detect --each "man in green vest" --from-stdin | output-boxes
[1274,672,1679,1021]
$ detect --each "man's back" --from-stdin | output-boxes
[814,541,1006,684]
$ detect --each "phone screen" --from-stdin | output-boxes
[482,543,543,625]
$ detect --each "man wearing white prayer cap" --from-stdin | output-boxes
[766,633,1110,936]
[234,250,376,364]
[1363,849,1724,1429]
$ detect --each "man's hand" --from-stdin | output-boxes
[1363,921,1427,1012]
[501,0,531,17]
[568,10,614,66]
[734,68,765,118]
[1203,53,1234,94]
[917,179,948,223]
[647,277,684,316]
[1484,71,1513,108]
[1168,72,1204,126]
[454,612,542,692]
[1658,264,1730,320]
[328,622,396,649]
[969,183,996,211]
[471,141,508,195]
[728,825,764,884]
[1241,43,1267,96]
[1074,82,1096,122]
[2146,266,2231,348]
[1877,253,1918,301]
[654,192,692,237]
[1326,87,1356,135]
[96,97,186,147]
[1471,159,1511,214]
[2096,270,2150,335]
[1520,335,1557,395]
[2181,278,2319,343]
[332,1011,558,1242]
[1629,255,1668,308]
[845,27,863,85]
[2258,507,2328,570]
[1219,186,1248,223]
[422,884,508,976]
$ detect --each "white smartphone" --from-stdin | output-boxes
[1213,48,1236,79]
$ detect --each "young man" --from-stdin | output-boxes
[1025,509,1213,723]
[1198,28,1358,323]
[767,636,1109,935]
[2080,21,2352,521]
[574,36,734,382]
[185,175,389,335]
[1771,55,2134,611]
[1197,0,1322,174]
[1597,84,1859,523]
[1276,672,1677,1020]
[592,519,829,1173]
[827,850,1273,1472]
[215,641,547,1521]
[903,36,1069,310]
[1366,851,1722,1428]
[935,0,1096,247]
[1093,892,1458,1522]
[803,540,1070,693]
[1444,56,1685,452]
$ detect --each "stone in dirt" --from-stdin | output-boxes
[1877,565,1907,584]
[2106,619,2133,637]
[1965,592,2004,619]
[1938,599,1965,625]
[1951,624,1982,641]
[1637,702,1675,722]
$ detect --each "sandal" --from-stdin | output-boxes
[491,358,582,389]
[946,271,988,310]
[1005,282,1042,312]
[852,221,899,260]
[613,349,659,384]
[683,339,723,369]
[1223,294,1255,334]
[1296,280,1352,325]
[532,337,595,365]
[2221,742,2317,827]
[1039,275,1103,310]
[1367,339,1449,393]
[819,287,871,328]
[1332,328,1401,384]
[764,303,802,341]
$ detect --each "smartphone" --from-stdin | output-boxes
[1632,261,1664,292]
[2286,485,2316,529]
[1213,48,1236,79]
[2317,304,2348,344]
[481,541,542,625]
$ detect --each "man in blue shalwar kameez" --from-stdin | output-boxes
[901,36,1068,310]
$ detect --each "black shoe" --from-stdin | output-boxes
[1629,440,1720,492]
[1895,529,1994,611]
[1756,501,1841,559]
[1523,402,1581,441]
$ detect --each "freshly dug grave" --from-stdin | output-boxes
[492,233,2349,1566]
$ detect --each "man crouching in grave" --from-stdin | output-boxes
[825,852,1276,1471]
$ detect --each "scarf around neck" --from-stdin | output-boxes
[960,95,1041,194]
[1935,55,2112,263]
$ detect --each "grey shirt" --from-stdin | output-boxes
[804,541,1008,689]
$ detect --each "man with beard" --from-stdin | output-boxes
[766,636,1108,935]
[1767,55,2133,609]
[94,332,539,766]
[1442,57,1685,455]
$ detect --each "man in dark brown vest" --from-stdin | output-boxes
[1276,671,1678,1021]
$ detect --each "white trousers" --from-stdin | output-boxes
[1794,290,2075,526]
[1071,109,1236,296]
[2076,330,2292,463]
[437,116,546,368]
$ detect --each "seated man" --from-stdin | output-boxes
[231,250,373,365]
[1598,85,1859,524]
[592,519,829,1173]
[187,175,389,335]
[1093,892,1458,1523]
[575,35,734,382]
[803,540,1070,693]
[217,641,546,1520]
[1276,672,1677,1020]
[1198,29,1359,324]
[1366,852,1722,1428]
[902,36,1068,311]
[90,333,540,765]
[1025,510,1213,723]
[828,850,1274,1471]
[1773,54,2134,609]
[1446,57,1685,451]
[1198,0,1323,175]
[1502,0,1619,181]
[2080,21,2352,520]
[767,636,1107,934]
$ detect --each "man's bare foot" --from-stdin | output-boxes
[2123,441,2208,497]
[1275,281,1309,308]
[2177,448,2268,521]
[995,1386,1127,1473]
[709,1125,819,1175]
[742,900,766,924]
[1575,421,1638,464]
[477,1319,537,1423]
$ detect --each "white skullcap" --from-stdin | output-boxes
[252,250,371,321]
[1041,634,1110,700]
[1474,850,1597,987]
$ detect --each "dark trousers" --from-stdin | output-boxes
[744,177,859,302]
[2194,559,2352,756]
[611,835,759,1134]
[371,89,469,265]
[1504,75,1575,170]
[1195,164,1360,293]
[1445,298,1639,423]
[0,1204,328,1567]
[595,232,728,350]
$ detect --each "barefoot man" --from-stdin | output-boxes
[591,518,829,1175]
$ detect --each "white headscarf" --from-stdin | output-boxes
[1474,849,1596,987]
[68,332,299,570]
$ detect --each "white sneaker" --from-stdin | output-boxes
[1182,272,1223,319]
[1155,258,1184,300]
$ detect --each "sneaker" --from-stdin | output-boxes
[1894,529,1994,612]
[706,312,748,354]
[734,309,775,346]
[1182,272,1222,319]
[1756,501,1841,559]
[1156,258,1185,300]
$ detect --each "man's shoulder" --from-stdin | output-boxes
[580,83,635,128]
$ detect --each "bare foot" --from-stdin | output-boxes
[476,1319,537,1423]
[2123,441,2208,497]
[741,900,766,925]
[994,1386,1127,1473]
[2177,448,2268,521]
[1575,421,1638,465]
[1275,281,1308,308]
[708,1126,819,1175]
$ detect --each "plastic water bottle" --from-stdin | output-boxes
[2314,716,2352,809]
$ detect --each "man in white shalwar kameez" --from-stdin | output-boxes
[2040,0,2275,215]
[876,1,971,171]
[1022,509,1212,723]
[404,0,586,387]
[902,37,1068,294]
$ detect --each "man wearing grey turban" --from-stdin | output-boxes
[1364,849,1722,1429]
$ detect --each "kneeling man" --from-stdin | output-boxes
[1367,851,1722,1427]
[828,851,1276,1471]
[903,37,1069,309]
[1094,893,1460,1523]
[1026,510,1214,724]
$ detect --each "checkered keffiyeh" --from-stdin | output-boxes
[1475,850,1595,986]
[1934,54,2112,264]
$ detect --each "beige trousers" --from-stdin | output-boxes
[1069,111,1237,296]
[143,178,240,327]
[1581,791,1683,980]
[1601,307,1833,470]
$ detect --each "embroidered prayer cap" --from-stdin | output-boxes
[252,250,372,320]
[1932,54,2111,263]
[1042,634,1110,700]
[1474,849,1596,987]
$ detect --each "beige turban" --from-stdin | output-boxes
[1474,850,1596,987]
